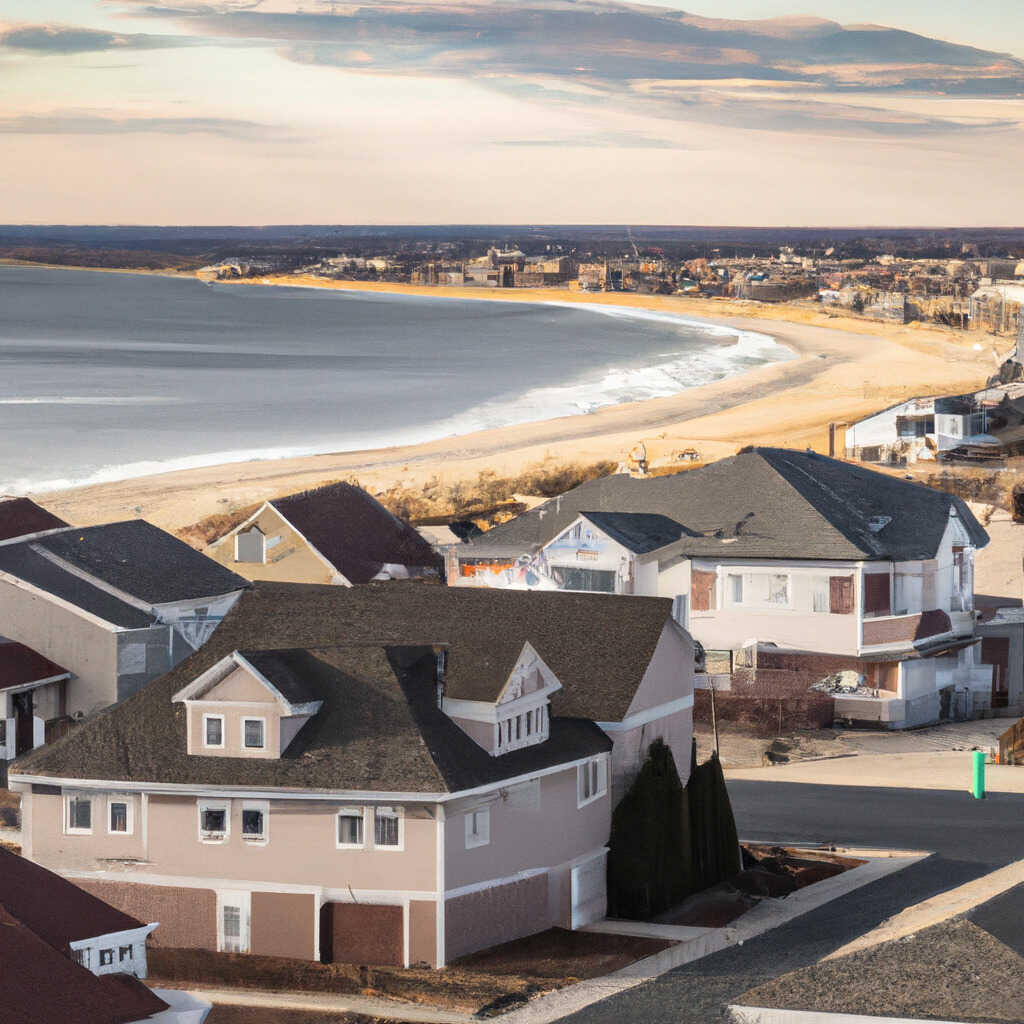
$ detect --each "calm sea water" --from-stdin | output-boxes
[0,266,791,492]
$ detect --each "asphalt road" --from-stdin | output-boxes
[562,781,1024,1023]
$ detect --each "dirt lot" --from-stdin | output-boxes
[206,1009,389,1024]
[151,930,673,1015]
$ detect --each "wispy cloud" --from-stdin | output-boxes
[0,112,287,140]
[100,0,1024,136]
[0,24,197,54]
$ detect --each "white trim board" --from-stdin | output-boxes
[597,693,694,732]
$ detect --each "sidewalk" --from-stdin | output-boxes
[727,751,1024,794]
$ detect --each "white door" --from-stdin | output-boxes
[218,891,251,953]
[570,851,607,929]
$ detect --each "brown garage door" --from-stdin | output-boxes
[320,903,403,966]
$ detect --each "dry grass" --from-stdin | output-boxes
[175,460,618,548]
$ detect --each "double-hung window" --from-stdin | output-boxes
[337,808,364,848]
[243,718,265,750]
[198,799,230,842]
[65,794,93,835]
[374,806,401,849]
[577,758,607,808]
[203,714,224,749]
[99,949,114,967]
[119,945,133,963]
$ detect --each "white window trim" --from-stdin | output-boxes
[106,796,134,837]
[242,716,267,751]
[203,713,225,749]
[64,792,94,836]
[373,805,404,851]
[464,807,490,849]
[240,800,269,844]
[577,758,607,810]
[198,798,231,843]
[336,806,366,850]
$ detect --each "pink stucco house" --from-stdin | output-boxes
[11,581,694,968]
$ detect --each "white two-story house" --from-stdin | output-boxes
[449,448,997,728]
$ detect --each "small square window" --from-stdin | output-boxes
[243,719,265,750]
[465,807,490,849]
[199,802,229,841]
[204,716,224,747]
[119,945,133,962]
[242,808,265,840]
[109,801,129,834]
[99,949,114,967]
[337,809,364,848]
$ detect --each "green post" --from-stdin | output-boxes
[972,750,986,800]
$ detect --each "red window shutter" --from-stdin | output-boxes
[691,570,716,612]
[863,573,891,616]
[829,575,854,614]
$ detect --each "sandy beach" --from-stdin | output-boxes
[33,275,1004,534]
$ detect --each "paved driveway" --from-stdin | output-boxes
[561,781,1024,1023]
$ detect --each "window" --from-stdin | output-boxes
[108,800,130,835]
[337,808,364,848]
[198,800,230,841]
[728,573,743,605]
[218,893,250,954]
[235,526,265,563]
[559,567,615,593]
[829,575,854,614]
[811,576,830,613]
[66,795,92,834]
[577,758,607,808]
[465,808,491,849]
[71,948,90,968]
[525,710,533,736]
[515,715,522,741]
[374,806,401,849]
[223,905,241,945]
[99,949,114,967]
[768,574,789,606]
[241,802,267,842]
[204,714,224,748]
[243,718,265,750]
[863,573,892,617]
[119,946,133,963]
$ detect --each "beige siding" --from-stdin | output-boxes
[27,789,147,867]
[207,506,339,585]
[0,577,118,715]
[444,765,610,891]
[251,891,317,960]
[186,700,282,759]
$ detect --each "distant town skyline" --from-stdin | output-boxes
[2,0,1023,225]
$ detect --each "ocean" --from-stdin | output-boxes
[0,266,792,493]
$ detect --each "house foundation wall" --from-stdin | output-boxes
[251,891,317,961]
[444,872,550,962]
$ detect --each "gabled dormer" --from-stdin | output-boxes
[173,649,323,759]
[441,641,561,756]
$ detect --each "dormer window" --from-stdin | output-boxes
[204,714,224,748]
[243,718,265,750]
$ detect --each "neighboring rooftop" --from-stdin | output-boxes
[580,511,688,554]
[267,482,443,583]
[0,520,249,626]
[460,448,989,562]
[0,849,168,1024]
[21,641,610,793]
[15,580,671,788]
[0,640,69,692]
[0,497,68,543]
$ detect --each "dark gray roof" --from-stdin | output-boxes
[16,642,610,794]
[14,580,673,790]
[269,483,442,584]
[580,511,688,554]
[239,649,323,706]
[461,448,989,563]
[0,543,156,629]
[35,521,248,605]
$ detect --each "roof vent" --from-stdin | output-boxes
[866,515,892,533]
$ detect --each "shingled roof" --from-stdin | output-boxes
[0,641,68,692]
[17,642,610,793]
[0,520,248,626]
[14,581,669,790]
[580,511,688,554]
[268,482,442,583]
[0,849,167,1024]
[461,448,989,563]
[0,497,67,543]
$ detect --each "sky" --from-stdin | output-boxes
[1,0,1023,225]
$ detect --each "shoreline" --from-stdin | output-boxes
[4,264,1002,533]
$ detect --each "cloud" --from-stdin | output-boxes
[497,131,693,149]
[0,24,197,54]
[0,112,287,140]
[101,0,1024,136]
